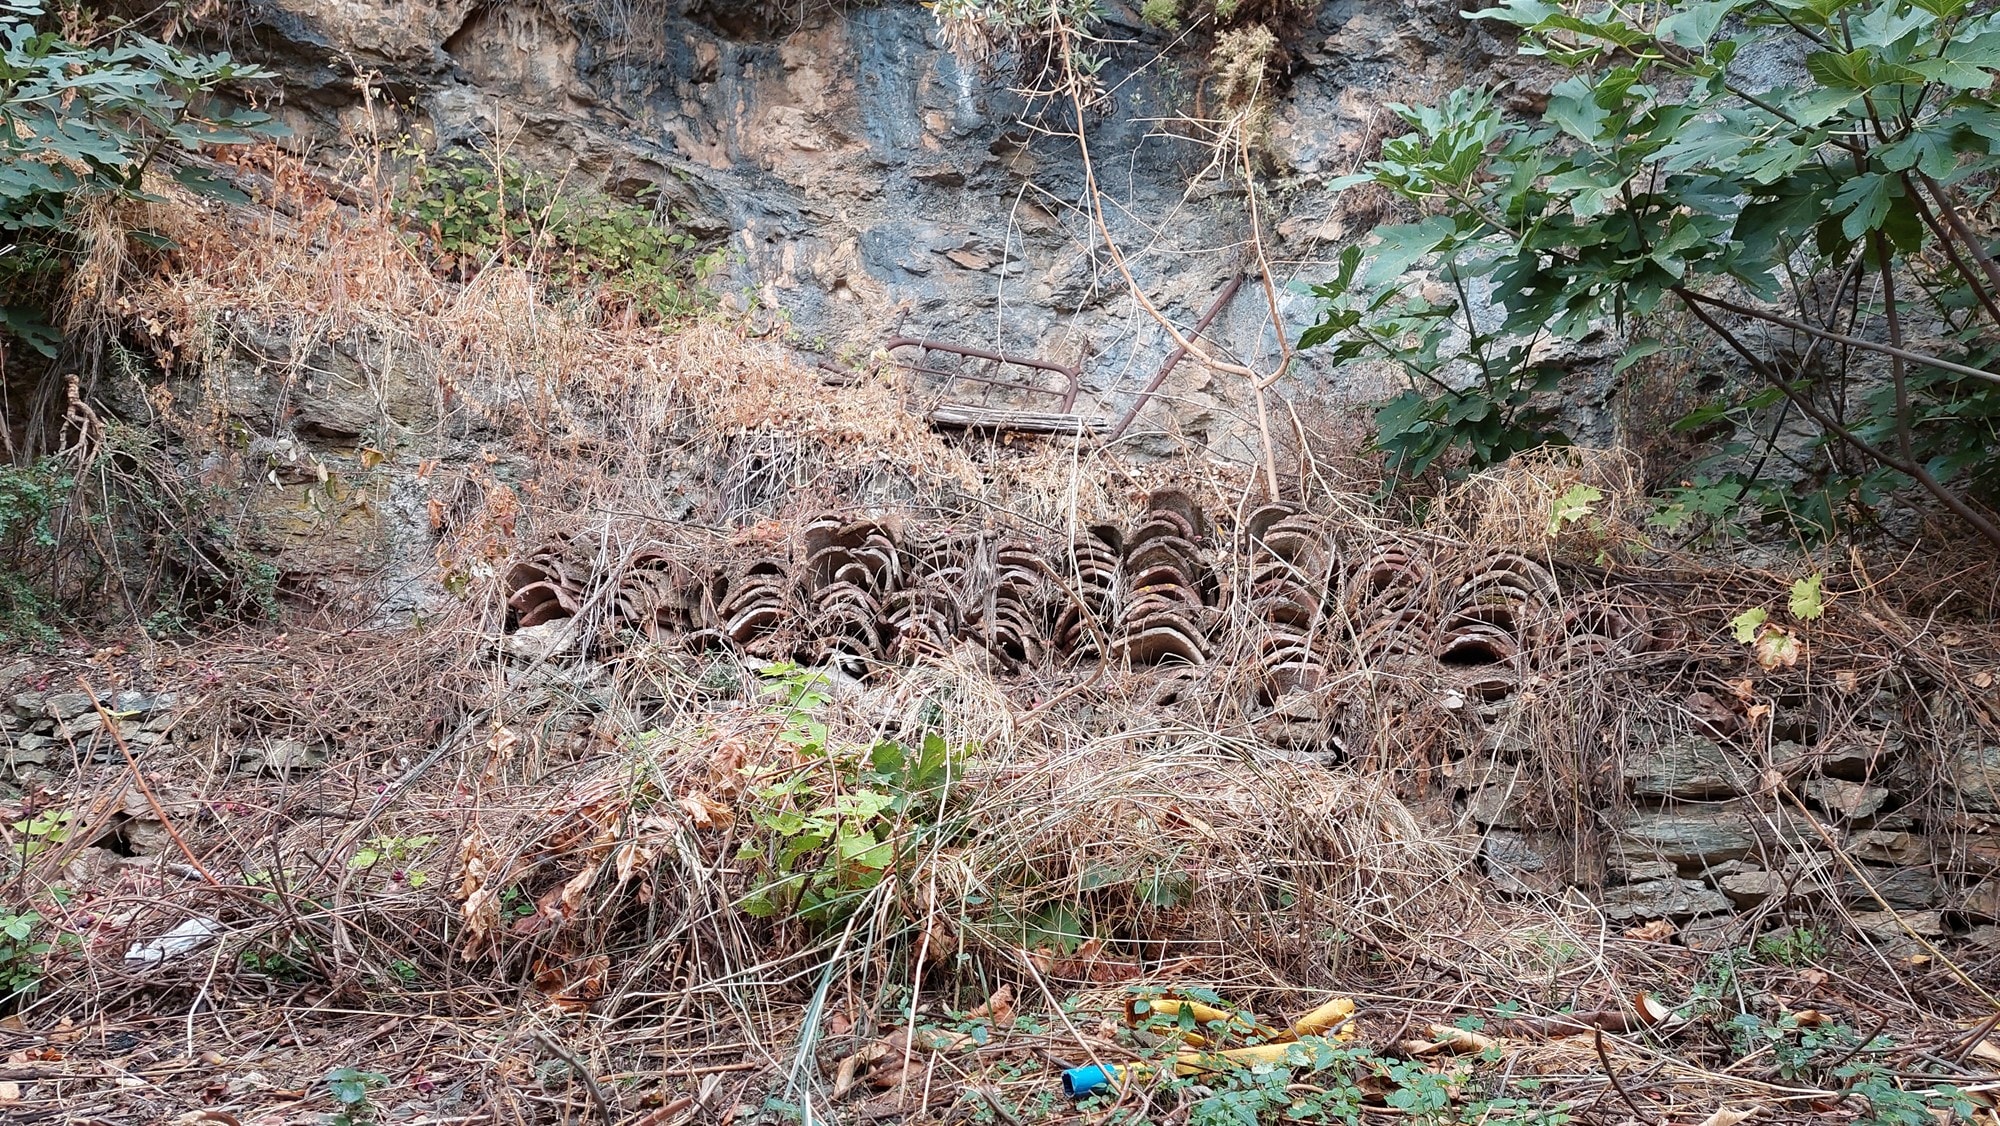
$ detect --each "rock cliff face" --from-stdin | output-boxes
[214,0,1501,455]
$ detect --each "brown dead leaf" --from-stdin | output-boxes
[1624,919,1676,942]
[614,840,654,887]
[827,1011,854,1037]
[966,985,1015,1026]
[482,726,519,786]
[681,791,735,829]
[535,954,610,1013]
[1968,1039,2000,1068]
[830,1053,865,1100]
[1754,624,1802,669]
[0,1081,18,1102]
[850,1026,971,1091]
[1695,1108,1757,1126]
[1834,669,1860,694]
[1974,670,1995,690]
[557,861,601,917]
[456,830,503,959]
[709,738,749,796]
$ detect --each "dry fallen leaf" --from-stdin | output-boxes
[0,1081,19,1102]
[1973,670,1995,690]
[1406,1024,1498,1055]
[1050,938,1140,983]
[1754,624,1802,669]
[613,840,655,887]
[1624,919,1677,942]
[830,1052,865,1099]
[1633,993,1672,1026]
[966,985,1015,1026]
[680,791,735,829]
[1695,1107,1758,1126]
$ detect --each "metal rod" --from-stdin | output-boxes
[884,336,1083,411]
[1105,273,1247,442]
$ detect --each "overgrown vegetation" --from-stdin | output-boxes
[737,662,968,925]
[0,0,284,637]
[395,148,717,326]
[0,418,283,644]
[0,0,278,353]
[1304,0,2000,548]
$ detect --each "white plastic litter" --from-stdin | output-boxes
[124,916,224,968]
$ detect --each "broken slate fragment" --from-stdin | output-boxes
[41,692,95,720]
[234,737,328,779]
[1806,777,1890,820]
[1837,865,1940,910]
[1950,745,2000,812]
[1718,869,1784,907]
[1599,878,1731,922]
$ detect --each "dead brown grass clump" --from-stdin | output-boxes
[1427,445,1648,561]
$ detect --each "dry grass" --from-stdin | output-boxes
[2,147,1997,1126]
[1426,446,1649,561]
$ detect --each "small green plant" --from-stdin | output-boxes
[1729,1011,1860,1081]
[347,834,438,888]
[736,663,966,926]
[10,809,73,858]
[1753,926,1829,968]
[325,1066,389,1126]
[1843,1068,1973,1126]
[239,932,319,981]
[499,885,537,922]
[0,909,50,1001]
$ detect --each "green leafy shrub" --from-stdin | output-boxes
[1305,0,2000,547]
[397,150,712,325]
[0,0,280,353]
[736,662,967,926]
[0,909,51,1002]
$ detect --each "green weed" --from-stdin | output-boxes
[395,149,715,325]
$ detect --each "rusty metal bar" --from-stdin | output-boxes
[1105,273,1247,442]
[884,336,1083,412]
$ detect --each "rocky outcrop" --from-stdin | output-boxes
[201,0,1503,458]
